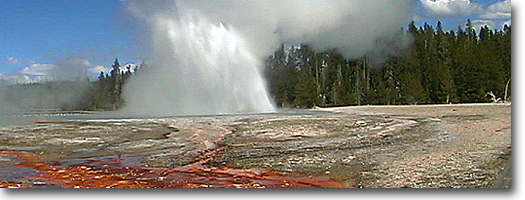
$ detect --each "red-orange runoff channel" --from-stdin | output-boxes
[1,151,348,188]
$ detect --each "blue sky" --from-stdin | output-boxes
[415,0,511,31]
[0,0,148,82]
[0,0,512,83]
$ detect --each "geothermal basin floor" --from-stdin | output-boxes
[0,104,511,188]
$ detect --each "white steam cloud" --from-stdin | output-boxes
[122,0,413,116]
[140,0,414,58]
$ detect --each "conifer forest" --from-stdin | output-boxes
[264,20,511,108]
[2,20,511,111]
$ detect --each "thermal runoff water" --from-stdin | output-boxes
[123,8,275,116]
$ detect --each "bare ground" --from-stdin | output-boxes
[0,103,511,188]
[319,103,511,188]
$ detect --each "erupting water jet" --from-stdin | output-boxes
[122,0,413,117]
[123,7,275,116]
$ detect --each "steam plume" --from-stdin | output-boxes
[122,0,413,116]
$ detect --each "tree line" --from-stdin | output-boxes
[73,58,143,111]
[1,58,144,111]
[3,20,510,112]
[264,20,511,108]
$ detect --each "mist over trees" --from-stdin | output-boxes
[0,58,143,112]
[265,20,511,108]
[1,19,511,112]
[73,58,141,111]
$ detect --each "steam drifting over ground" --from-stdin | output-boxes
[0,57,98,116]
[122,0,413,116]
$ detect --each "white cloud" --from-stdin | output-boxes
[6,56,20,65]
[472,1,511,31]
[123,63,138,73]
[87,65,111,74]
[471,19,497,32]
[17,63,56,76]
[420,0,483,18]
[503,19,511,27]
[421,0,511,32]
[0,63,56,84]
[0,72,31,84]
[1,58,114,84]
[480,0,511,20]
[475,19,511,32]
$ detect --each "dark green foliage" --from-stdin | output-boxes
[2,58,136,111]
[7,20,509,112]
[72,58,140,111]
[265,20,511,108]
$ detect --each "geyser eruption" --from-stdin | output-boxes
[123,7,275,116]
[123,0,413,116]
